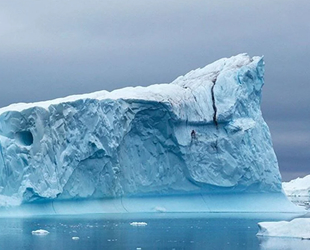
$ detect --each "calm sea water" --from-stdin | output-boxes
[0,213,308,250]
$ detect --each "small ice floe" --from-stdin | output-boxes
[72,236,80,240]
[257,218,310,239]
[154,206,166,213]
[130,222,147,227]
[31,229,50,236]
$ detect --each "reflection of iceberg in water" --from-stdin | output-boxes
[0,54,305,215]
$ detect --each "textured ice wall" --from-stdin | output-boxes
[0,54,281,206]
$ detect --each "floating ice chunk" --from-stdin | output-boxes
[257,218,310,239]
[72,236,79,240]
[31,229,50,235]
[130,222,147,226]
[154,206,167,213]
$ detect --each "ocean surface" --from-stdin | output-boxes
[0,213,308,250]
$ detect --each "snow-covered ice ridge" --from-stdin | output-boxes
[0,54,293,212]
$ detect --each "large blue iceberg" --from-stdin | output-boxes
[0,54,301,215]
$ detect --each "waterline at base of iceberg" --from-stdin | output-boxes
[0,192,304,217]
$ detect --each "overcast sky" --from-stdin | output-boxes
[0,1,309,181]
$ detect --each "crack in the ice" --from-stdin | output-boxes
[211,78,218,128]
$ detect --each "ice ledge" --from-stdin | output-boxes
[0,193,304,217]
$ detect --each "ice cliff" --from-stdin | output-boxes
[0,54,289,212]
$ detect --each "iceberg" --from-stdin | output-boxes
[257,218,310,239]
[283,175,310,197]
[0,54,302,215]
[283,175,310,209]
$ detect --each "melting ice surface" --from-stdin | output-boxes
[0,53,302,214]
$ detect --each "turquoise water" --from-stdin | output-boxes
[0,213,308,250]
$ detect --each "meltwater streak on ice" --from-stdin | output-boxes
[0,53,303,214]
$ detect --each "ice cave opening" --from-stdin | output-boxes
[15,131,33,146]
